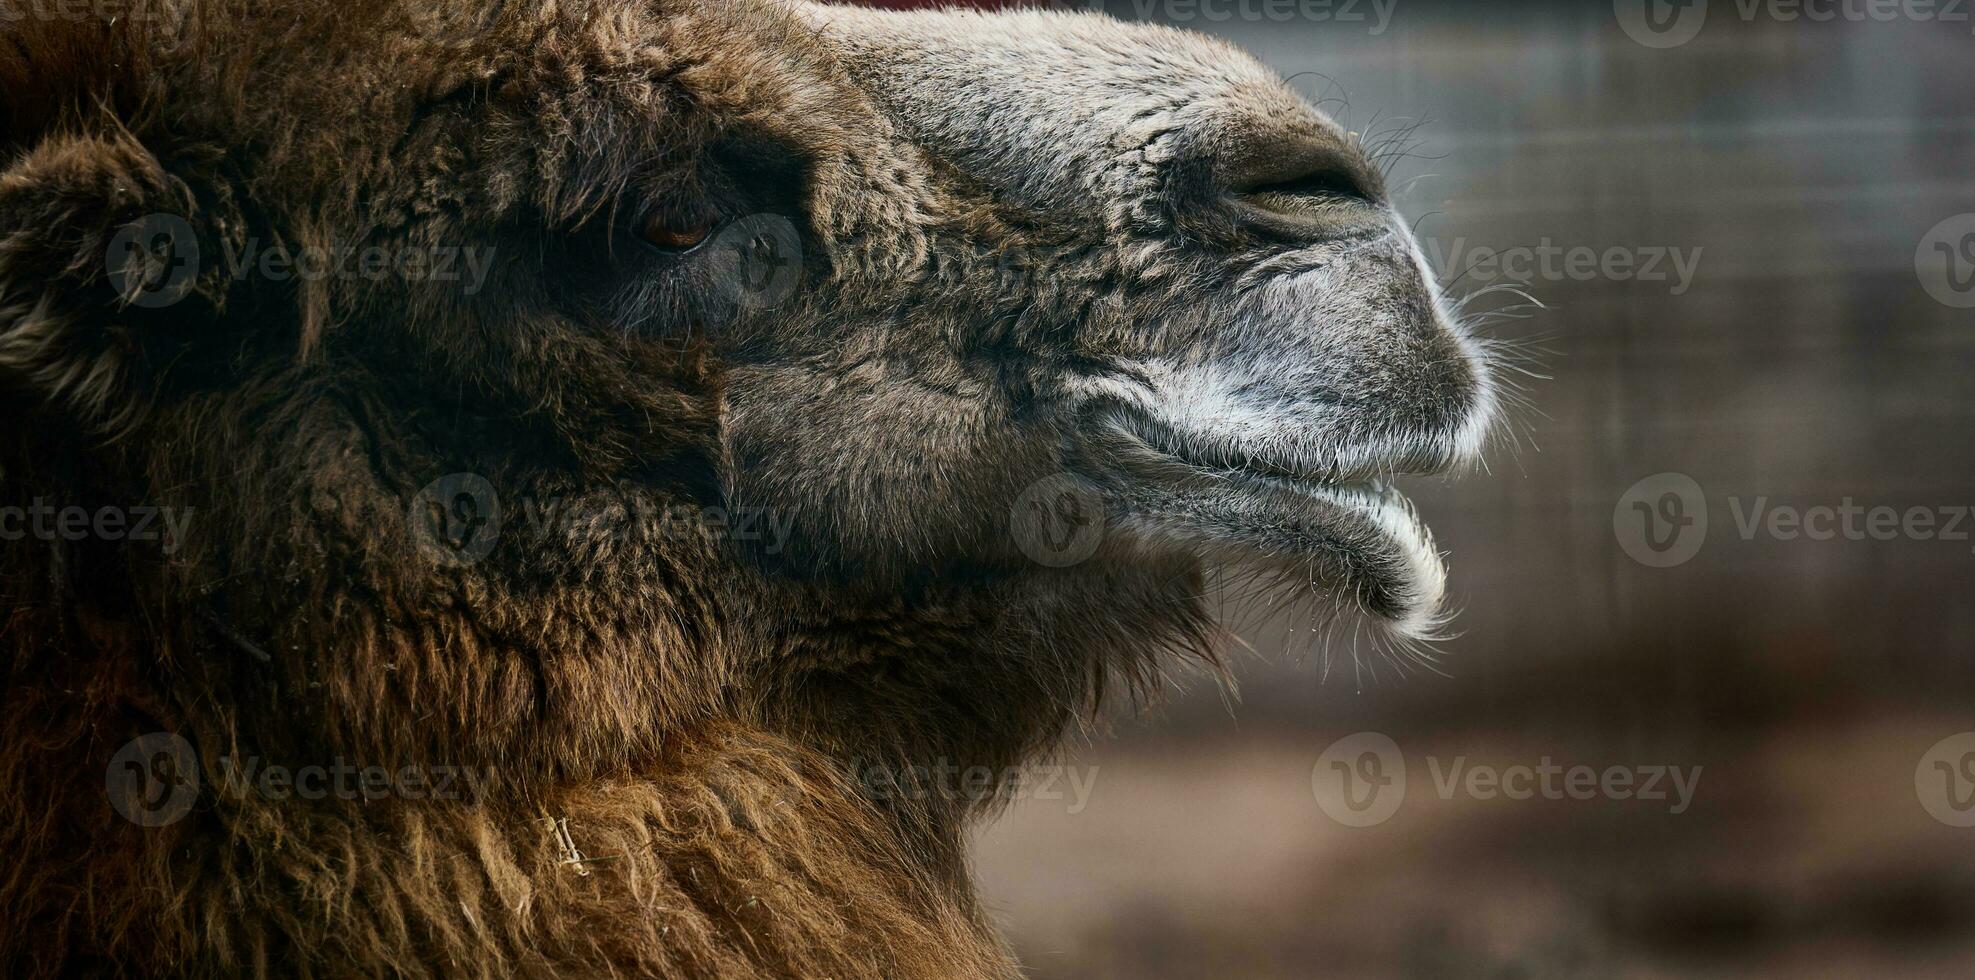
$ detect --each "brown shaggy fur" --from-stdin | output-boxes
[0,0,1480,974]
[0,1,1234,975]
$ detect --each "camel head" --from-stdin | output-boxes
[0,0,1495,803]
[741,4,1497,640]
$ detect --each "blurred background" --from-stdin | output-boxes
[906,2,1975,977]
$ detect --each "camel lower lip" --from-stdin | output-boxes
[1067,417,1450,637]
[1102,457,1448,638]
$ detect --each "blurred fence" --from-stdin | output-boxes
[971,3,1975,977]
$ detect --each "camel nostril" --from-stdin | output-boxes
[1220,129,1383,202]
[1216,133,1387,241]
[1224,158,1387,242]
[1236,166,1376,206]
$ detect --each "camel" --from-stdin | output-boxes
[0,1,1496,974]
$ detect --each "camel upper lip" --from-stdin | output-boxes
[1095,409,1434,489]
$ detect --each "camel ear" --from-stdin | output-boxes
[0,128,224,434]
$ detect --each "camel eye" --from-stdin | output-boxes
[638,213,714,252]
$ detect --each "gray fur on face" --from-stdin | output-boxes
[736,4,1496,639]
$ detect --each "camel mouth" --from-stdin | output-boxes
[1078,416,1451,640]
